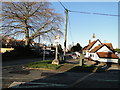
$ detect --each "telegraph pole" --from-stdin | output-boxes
[63,9,68,61]
[58,1,69,61]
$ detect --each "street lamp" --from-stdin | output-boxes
[43,41,46,61]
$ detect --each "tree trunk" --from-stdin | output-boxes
[25,31,30,47]
[24,20,30,47]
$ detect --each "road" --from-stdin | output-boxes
[7,69,120,88]
[2,57,120,88]
[2,57,55,88]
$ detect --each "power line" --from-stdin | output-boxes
[58,0,68,61]
[58,0,119,17]
[69,10,119,17]
[58,0,119,60]
[58,0,67,10]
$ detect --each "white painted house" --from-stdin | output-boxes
[83,39,102,58]
[83,34,119,63]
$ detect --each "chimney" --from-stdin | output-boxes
[89,40,91,44]
[92,33,96,38]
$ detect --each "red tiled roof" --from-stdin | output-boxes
[102,43,114,50]
[97,52,119,59]
[90,45,103,53]
[90,44,114,53]
[83,39,102,50]
[86,40,97,50]
[82,45,88,50]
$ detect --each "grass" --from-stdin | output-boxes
[24,60,62,70]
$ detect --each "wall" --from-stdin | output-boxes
[84,50,89,58]
[97,46,112,52]
[89,53,99,60]
[98,58,118,63]
[0,48,14,53]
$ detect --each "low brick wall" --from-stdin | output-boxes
[0,48,14,53]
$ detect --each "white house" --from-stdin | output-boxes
[83,34,119,63]
[89,44,118,63]
[83,39,102,58]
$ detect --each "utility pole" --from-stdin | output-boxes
[63,9,68,61]
[58,1,68,61]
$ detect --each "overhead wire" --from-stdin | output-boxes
[58,0,67,10]
[58,0,119,17]
[60,1,74,45]
[58,0,119,47]
[58,0,74,46]
[69,10,119,17]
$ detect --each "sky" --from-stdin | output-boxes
[1,0,119,49]
[49,1,118,49]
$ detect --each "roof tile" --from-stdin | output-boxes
[97,52,118,59]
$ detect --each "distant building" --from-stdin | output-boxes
[83,34,119,63]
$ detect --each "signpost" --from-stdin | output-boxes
[52,35,60,65]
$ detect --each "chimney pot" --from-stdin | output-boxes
[89,40,91,44]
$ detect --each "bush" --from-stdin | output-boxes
[2,46,39,61]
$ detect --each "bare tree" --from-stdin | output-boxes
[1,2,64,46]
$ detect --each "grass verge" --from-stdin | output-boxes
[24,60,62,70]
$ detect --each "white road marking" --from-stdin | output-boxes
[9,82,66,88]
[68,72,94,88]
[8,82,25,88]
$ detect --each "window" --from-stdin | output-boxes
[90,54,92,57]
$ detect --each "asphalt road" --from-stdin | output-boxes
[2,57,54,88]
[2,57,120,88]
[8,69,120,88]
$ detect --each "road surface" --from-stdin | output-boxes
[2,57,120,88]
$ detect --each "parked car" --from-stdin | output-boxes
[75,52,80,57]
[69,52,80,59]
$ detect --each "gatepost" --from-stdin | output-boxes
[79,53,84,66]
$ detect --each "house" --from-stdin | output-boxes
[83,34,119,63]
[89,44,118,63]
[83,39,102,58]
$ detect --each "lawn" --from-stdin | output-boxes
[24,60,62,70]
